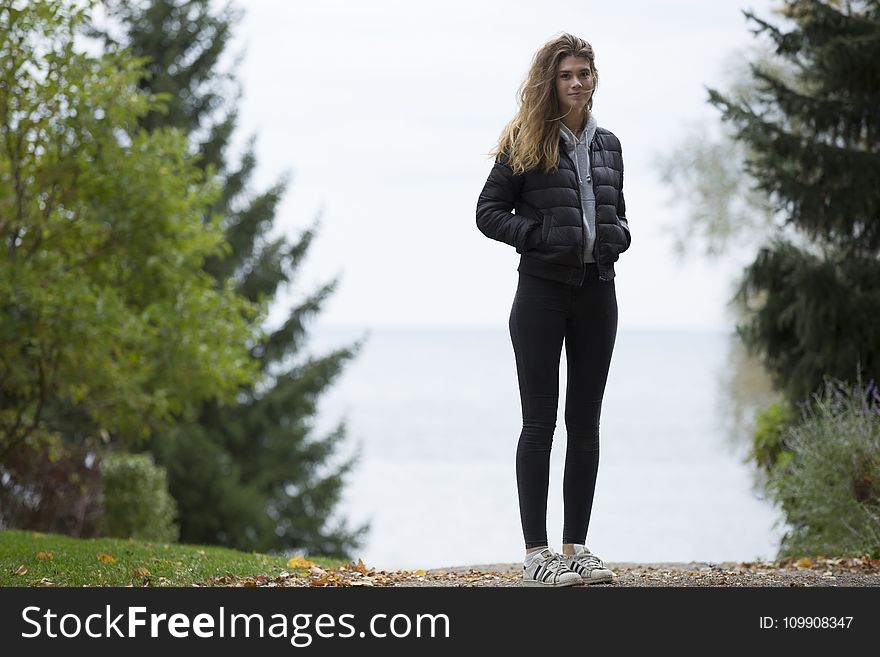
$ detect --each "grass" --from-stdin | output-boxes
[0,528,348,587]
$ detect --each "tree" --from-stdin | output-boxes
[92,0,369,557]
[653,42,798,452]
[705,0,880,405]
[655,42,793,261]
[0,0,261,531]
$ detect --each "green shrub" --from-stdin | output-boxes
[765,373,880,559]
[749,398,796,477]
[100,452,179,543]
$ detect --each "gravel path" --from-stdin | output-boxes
[405,557,880,587]
[202,555,880,587]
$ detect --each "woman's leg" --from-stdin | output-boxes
[509,271,569,551]
[561,264,618,548]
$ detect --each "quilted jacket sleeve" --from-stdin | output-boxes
[617,147,631,251]
[476,152,541,251]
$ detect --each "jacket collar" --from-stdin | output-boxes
[559,112,598,150]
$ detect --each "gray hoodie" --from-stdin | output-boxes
[559,113,598,263]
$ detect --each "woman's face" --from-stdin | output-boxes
[555,55,593,115]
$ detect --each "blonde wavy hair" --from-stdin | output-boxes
[488,33,599,174]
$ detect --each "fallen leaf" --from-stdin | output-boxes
[349,559,372,575]
[795,557,813,569]
[133,567,151,578]
[14,565,28,576]
[97,554,117,564]
[287,556,317,569]
[36,551,53,561]
[413,569,426,576]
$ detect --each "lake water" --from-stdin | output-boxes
[304,325,785,571]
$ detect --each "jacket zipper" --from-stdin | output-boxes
[560,149,587,286]
[563,141,609,284]
[589,160,607,282]
[585,139,609,282]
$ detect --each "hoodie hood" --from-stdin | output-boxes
[559,112,597,149]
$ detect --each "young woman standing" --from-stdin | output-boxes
[476,33,631,587]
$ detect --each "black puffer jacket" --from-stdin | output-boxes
[476,127,630,284]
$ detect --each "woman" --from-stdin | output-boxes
[476,33,631,587]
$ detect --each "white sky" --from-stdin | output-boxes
[223,0,784,331]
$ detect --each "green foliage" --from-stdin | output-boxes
[92,0,369,558]
[0,0,266,461]
[100,451,178,542]
[764,372,880,558]
[732,239,880,404]
[749,398,796,476]
[706,0,880,408]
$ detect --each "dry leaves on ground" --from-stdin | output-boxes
[200,558,481,588]
[197,554,880,588]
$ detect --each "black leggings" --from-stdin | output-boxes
[508,264,618,549]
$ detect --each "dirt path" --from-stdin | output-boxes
[202,555,880,587]
[407,558,880,587]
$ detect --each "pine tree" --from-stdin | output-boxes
[94,0,369,557]
[706,0,880,405]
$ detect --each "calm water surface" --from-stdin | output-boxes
[305,325,784,571]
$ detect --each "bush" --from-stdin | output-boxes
[100,452,179,543]
[0,431,103,537]
[765,373,880,559]
[748,398,796,477]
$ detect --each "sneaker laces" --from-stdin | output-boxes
[546,553,577,576]
[573,550,604,570]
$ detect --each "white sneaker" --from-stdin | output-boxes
[561,544,615,584]
[521,548,583,587]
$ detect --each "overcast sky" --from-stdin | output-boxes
[222,0,784,332]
